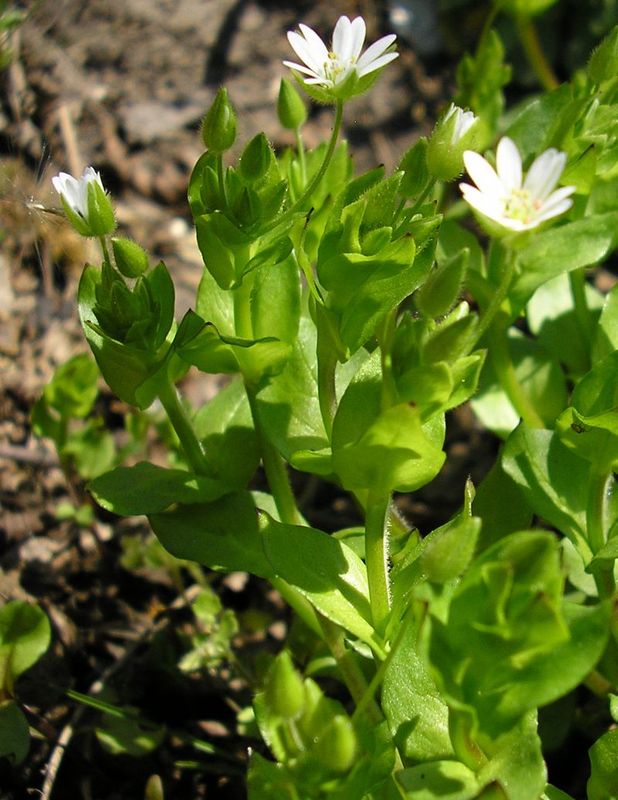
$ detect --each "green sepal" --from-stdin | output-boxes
[240,133,274,184]
[588,25,618,85]
[86,179,116,236]
[398,137,429,199]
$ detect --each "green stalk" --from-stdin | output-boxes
[467,248,516,352]
[515,14,559,92]
[295,125,307,191]
[569,267,592,362]
[98,235,112,268]
[262,100,344,236]
[157,381,209,475]
[365,489,392,637]
[318,616,380,719]
[488,319,546,429]
[246,387,303,526]
[316,322,338,440]
[378,309,398,411]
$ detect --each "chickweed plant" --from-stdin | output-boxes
[47,5,618,798]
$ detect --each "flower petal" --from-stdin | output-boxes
[463,151,504,198]
[496,137,522,190]
[332,16,352,60]
[348,16,367,60]
[282,60,323,80]
[356,50,398,77]
[288,30,326,75]
[534,198,573,224]
[460,184,504,223]
[356,33,397,72]
[524,149,567,201]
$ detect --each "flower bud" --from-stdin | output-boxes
[426,105,480,181]
[52,167,115,237]
[239,133,273,184]
[112,237,149,278]
[312,716,357,773]
[201,88,237,154]
[277,78,307,130]
[263,651,304,720]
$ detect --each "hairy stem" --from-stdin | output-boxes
[262,100,344,236]
[158,381,209,475]
[365,489,392,637]
[515,15,559,92]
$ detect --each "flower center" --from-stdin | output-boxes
[504,188,541,224]
[323,51,356,85]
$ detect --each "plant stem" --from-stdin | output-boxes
[569,267,592,361]
[378,309,398,411]
[246,387,303,526]
[515,14,559,92]
[468,248,516,352]
[271,576,322,638]
[318,616,380,720]
[262,100,344,236]
[316,318,338,440]
[365,489,392,637]
[488,320,545,429]
[98,236,112,268]
[295,125,307,190]
[158,380,209,475]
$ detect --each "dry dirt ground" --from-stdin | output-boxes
[0,1,486,798]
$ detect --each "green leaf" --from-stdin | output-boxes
[511,213,618,312]
[0,602,50,694]
[588,728,618,800]
[247,752,295,799]
[0,700,30,763]
[332,351,445,493]
[527,273,604,378]
[260,513,382,650]
[505,84,578,162]
[594,283,618,360]
[89,462,231,515]
[397,760,479,800]
[502,426,591,556]
[472,459,533,551]
[193,377,259,489]
[150,491,274,579]
[382,613,454,762]
[251,253,300,345]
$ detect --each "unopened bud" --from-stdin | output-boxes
[239,133,273,184]
[112,237,149,278]
[427,105,480,181]
[201,88,237,154]
[313,716,357,773]
[264,651,304,720]
[277,78,307,130]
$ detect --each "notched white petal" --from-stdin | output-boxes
[496,137,522,191]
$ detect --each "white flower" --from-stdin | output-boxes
[459,137,575,232]
[52,167,105,219]
[283,15,398,90]
[443,105,478,144]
